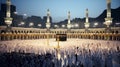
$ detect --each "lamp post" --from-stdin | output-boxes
[38,24,41,28]
[29,22,34,28]
[71,24,74,28]
[14,11,18,15]
[21,22,25,27]
[75,23,79,29]
[54,25,57,28]
[54,25,59,29]
[62,24,65,28]
[93,22,98,27]
[20,13,27,27]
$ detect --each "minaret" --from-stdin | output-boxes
[104,0,112,29]
[46,9,51,30]
[67,11,71,31]
[4,0,13,31]
[84,8,90,32]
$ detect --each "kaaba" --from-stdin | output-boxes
[56,34,67,41]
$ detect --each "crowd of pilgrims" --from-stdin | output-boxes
[0,39,120,67]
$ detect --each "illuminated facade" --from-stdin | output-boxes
[0,0,120,41]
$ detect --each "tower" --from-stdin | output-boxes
[46,9,51,31]
[67,11,71,31]
[4,0,13,31]
[104,0,112,32]
[84,8,90,32]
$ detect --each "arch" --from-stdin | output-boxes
[111,31,114,34]
[115,31,118,34]
[30,31,32,33]
[96,31,99,33]
[1,30,6,33]
[99,31,102,33]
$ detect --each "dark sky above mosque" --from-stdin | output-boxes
[0,0,120,22]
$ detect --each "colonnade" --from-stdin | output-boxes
[0,32,120,41]
[0,26,120,41]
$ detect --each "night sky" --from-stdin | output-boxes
[0,0,120,22]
